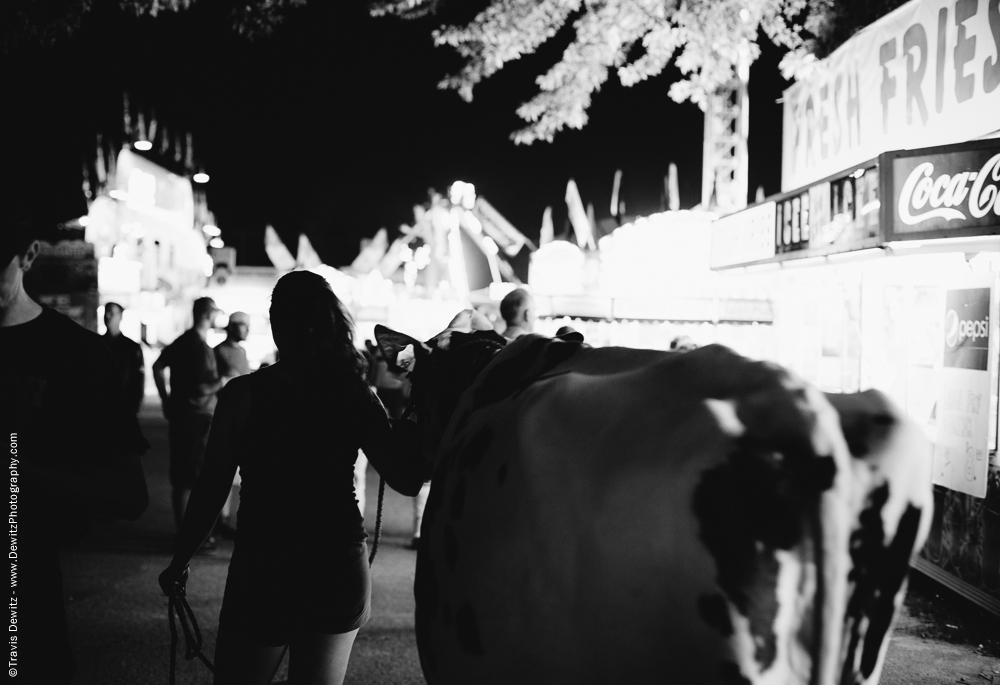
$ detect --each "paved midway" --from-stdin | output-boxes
[56,399,998,685]
[61,398,425,685]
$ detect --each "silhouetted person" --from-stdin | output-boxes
[103,301,146,415]
[215,311,251,383]
[159,270,427,685]
[500,288,536,339]
[214,311,252,538]
[1,220,148,684]
[670,335,697,352]
[153,297,222,543]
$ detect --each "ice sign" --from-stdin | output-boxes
[127,168,157,206]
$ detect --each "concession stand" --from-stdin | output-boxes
[710,137,1000,615]
[708,0,1000,613]
[529,210,776,356]
[85,148,211,346]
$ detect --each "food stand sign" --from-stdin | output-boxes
[781,0,1000,192]
[933,280,997,497]
[884,139,1000,240]
[710,201,776,268]
[710,162,883,269]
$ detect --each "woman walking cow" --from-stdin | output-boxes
[159,270,428,685]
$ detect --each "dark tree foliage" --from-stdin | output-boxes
[2,0,305,54]
[802,0,914,59]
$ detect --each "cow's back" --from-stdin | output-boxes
[414,343,931,685]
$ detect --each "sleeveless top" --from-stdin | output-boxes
[236,365,371,555]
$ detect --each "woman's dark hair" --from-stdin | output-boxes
[269,271,367,380]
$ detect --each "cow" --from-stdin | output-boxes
[374,310,933,685]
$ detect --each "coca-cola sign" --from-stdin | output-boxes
[890,140,1000,237]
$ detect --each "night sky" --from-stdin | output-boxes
[5,2,789,268]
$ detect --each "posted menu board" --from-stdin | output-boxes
[932,279,998,497]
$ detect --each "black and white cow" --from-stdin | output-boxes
[375,311,932,685]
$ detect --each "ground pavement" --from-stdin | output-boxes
[61,399,425,685]
[57,400,998,684]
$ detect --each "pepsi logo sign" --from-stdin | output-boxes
[944,309,960,348]
[945,310,990,349]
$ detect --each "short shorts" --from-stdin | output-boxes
[218,541,371,646]
[168,411,213,488]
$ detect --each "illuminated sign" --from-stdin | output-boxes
[885,139,1000,239]
[943,287,991,370]
[710,162,882,268]
[934,281,997,498]
[775,165,880,254]
[781,0,1000,191]
[114,149,195,230]
[710,201,775,268]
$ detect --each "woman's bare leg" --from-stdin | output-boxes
[213,620,287,685]
[288,629,360,685]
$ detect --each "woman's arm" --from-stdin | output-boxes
[359,387,430,497]
[163,375,250,576]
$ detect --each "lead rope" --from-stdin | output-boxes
[369,477,386,566]
[167,581,215,685]
[368,400,415,566]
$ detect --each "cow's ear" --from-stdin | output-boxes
[374,325,425,374]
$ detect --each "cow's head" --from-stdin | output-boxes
[374,310,508,462]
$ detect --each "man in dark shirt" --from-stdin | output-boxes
[214,310,251,382]
[102,301,146,415]
[213,311,251,538]
[0,223,149,684]
[153,297,223,537]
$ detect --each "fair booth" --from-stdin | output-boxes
[711,138,1000,615]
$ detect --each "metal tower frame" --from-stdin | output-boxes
[701,48,751,213]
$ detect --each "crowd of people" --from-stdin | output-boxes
[1,212,704,684]
[2,214,557,684]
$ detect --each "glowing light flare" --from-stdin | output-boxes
[209,237,225,249]
[446,208,471,303]
[490,282,517,302]
[202,224,222,237]
[193,173,210,184]
[78,215,91,227]
[98,257,142,294]
[449,181,476,210]
[413,244,431,269]
[464,211,483,234]
[133,141,153,151]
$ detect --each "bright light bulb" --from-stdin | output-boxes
[78,215,91,227]
[193,173,210,184]
[133,140,152,151]
[202,224,222,236]
[209,237,225,248]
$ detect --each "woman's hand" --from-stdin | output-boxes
[158,563,190,597]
